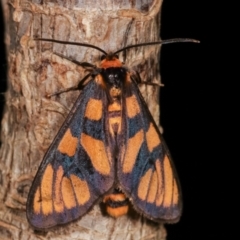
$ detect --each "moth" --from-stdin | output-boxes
[27,38,198,229]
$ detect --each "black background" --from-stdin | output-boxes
[0,1,218,239]
[160,1,204,239]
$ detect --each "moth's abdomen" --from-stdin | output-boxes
[103,190,129,218]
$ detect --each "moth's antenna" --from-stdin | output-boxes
[34,38,108,56]
[113,38,200,55]
[34,38,199,57]
[122,18,135,62]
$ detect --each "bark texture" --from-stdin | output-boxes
[0,0,166,239]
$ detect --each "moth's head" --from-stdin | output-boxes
[100,53,123,69]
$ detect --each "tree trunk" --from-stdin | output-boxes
[0,0,166,239]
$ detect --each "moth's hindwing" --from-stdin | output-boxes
[26,79,114,229]
[118,75,182,222]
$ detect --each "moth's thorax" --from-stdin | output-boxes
[99,66,126,138]
[108,100,122,137]
[101,67,126,89]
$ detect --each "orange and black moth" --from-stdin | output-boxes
[27,38,197,229]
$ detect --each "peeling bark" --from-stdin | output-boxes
[0,0,166,239]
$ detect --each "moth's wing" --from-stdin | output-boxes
[118,77,182,222]
[27,79,114,229]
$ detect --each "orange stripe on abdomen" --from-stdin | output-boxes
[103,192,129,218]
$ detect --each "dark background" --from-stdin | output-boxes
[160,1,203,239]
[0,1,218,239]
[160,1,220,240]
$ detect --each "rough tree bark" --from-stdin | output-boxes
[0,0,167,239]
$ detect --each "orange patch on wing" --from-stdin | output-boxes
[163,155,173,208]
[70,174,90,205]
[123,129,144,173]
[58,129,78,157]
[41,164,54,215]
[81,133,110,175]
[95,74,106,89]
[147,170,158,203]
[125,72,132,84]
[33,186,41,214]
[100,58,122,68]
[85,98,103,121]
[106,205,129,218]
[126,95,140,118]
[173,179,179,205]
[155,159,164,206]
[137,169,152,201]
[61,176,76,209]
[53,166,64,213]
[108,102,121,112]
[146,123,161,152]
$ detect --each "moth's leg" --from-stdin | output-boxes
[53,52,96,71]
[130,70,164,87]
[46,73,92,97]
[46,53,100,97]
